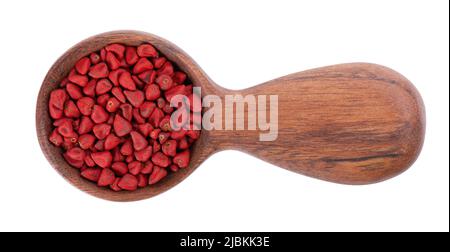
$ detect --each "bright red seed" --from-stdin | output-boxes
[173,150,190,168]
[92,123,111,140]
[151,152,170,168]
[118,71,136,91]
[78,134,96,150]
[137,44,158,58]
[111,162,128,176]
[104,133,121,150]
[162,140,177,157]
[76,97,95,116]
[113,114,132,137]
[128,161,143,175]
[124,90,144,107]
[75,57,91,75]
[91,151,113,168]
[95,79,113,95]
[130,131,148,151]
[98,169,115,187]
[81,168,102,182]
[156,74,174,91]
[135,145,153,162]
[105,44,125,59]
[91,105,109,124]
[89,63,109,79]
[133,58,153,74]
[118,174,138,191]
[148,166,168,185]
[125,46,139,65]
[145,84,161,101]
[78,116,94,134]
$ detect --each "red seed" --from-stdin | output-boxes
[162,102,174,114]
[149,108,164,128]
[186,130,201,140]
[100,48,107,61]
[165,85,186,102]
[76,97,95,116]
[162,140,177,157]
[57,119,75,137]
[78,116,94,134]
[148,166,168,185]
[150,128,161,140]
[94,139,105,151]
[91,151,113,168]
[96,79,113,95]
[81,168,102,182]
[120,140,133,156]
[123,90,144,108]
[68,74,88,87]
[113,114,132,137]
[158,132,170,144]
[156,74,174,90]
[151,152,170,167]
[84,154,96,167]
[104,133,121,150]
[119,103,133,121]
[96,94,110,107]
[108,68,127,86]
[92,123,111,140]
[178,137,189,149]
[153,57,166,69]
[170,129,186,140]
[49,129,63,146]
[118,174,138,191]
[133,58,153,74]
[90,53,101,64]
[137,174,148,188]
[125,46,139,65]
[112,147,124,162]
[159,116,171,131]
[78,134,96,150]
[111,162,128,176]
[91,105,109,124]
[135,145,153,162]
[49,89,67,111]
[138,70,152,84]
[141,161,153,174]
[137,44,158,58]
[64,100,81,118]
[173,150,190,168]
[158,61,174,76]
[75,57,91,75]
[145,84,161,101]
[170,164,179,172]
[118,71,136,90]
[98,169,115,187]
[140,101,156,118]
[128,161,143,175]
[66,83,83,100]
[110,177,122,191]
[89,63,109,79]
[137,123,153,137]
[130,131,148,151]
[173,71,187,84]
[83,79,97,97]
[156,97,166,109]
[106,97,120,113]
[153,141,161,153]
[64,148,85,168]
[105,44,125,59]
[105,51,121,70]
[111,87,126,103]
[125,154,135,163]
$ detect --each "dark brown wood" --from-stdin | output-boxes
[36,31,425,201]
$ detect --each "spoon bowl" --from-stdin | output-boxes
[37,30,425,201]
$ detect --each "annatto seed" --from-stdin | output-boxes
[173,150,190,168]
[137,44,158,58]
[118,174,138,191]
[89,62,109,79]
[91,151,112,168]
[98,168,115,187]
[111,162,128,176]
[151,152,170,167]
[48,43,201,191]
[148,166,167,185]
[118,71,136,91]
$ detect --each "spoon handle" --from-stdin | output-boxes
[207,63,425,184]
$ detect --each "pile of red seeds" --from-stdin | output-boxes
[48,43,201,191]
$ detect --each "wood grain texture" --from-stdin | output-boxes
[36,31,425,201]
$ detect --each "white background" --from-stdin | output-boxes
[0,0,448,232]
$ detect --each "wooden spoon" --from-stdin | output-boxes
[36,30,425,201]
